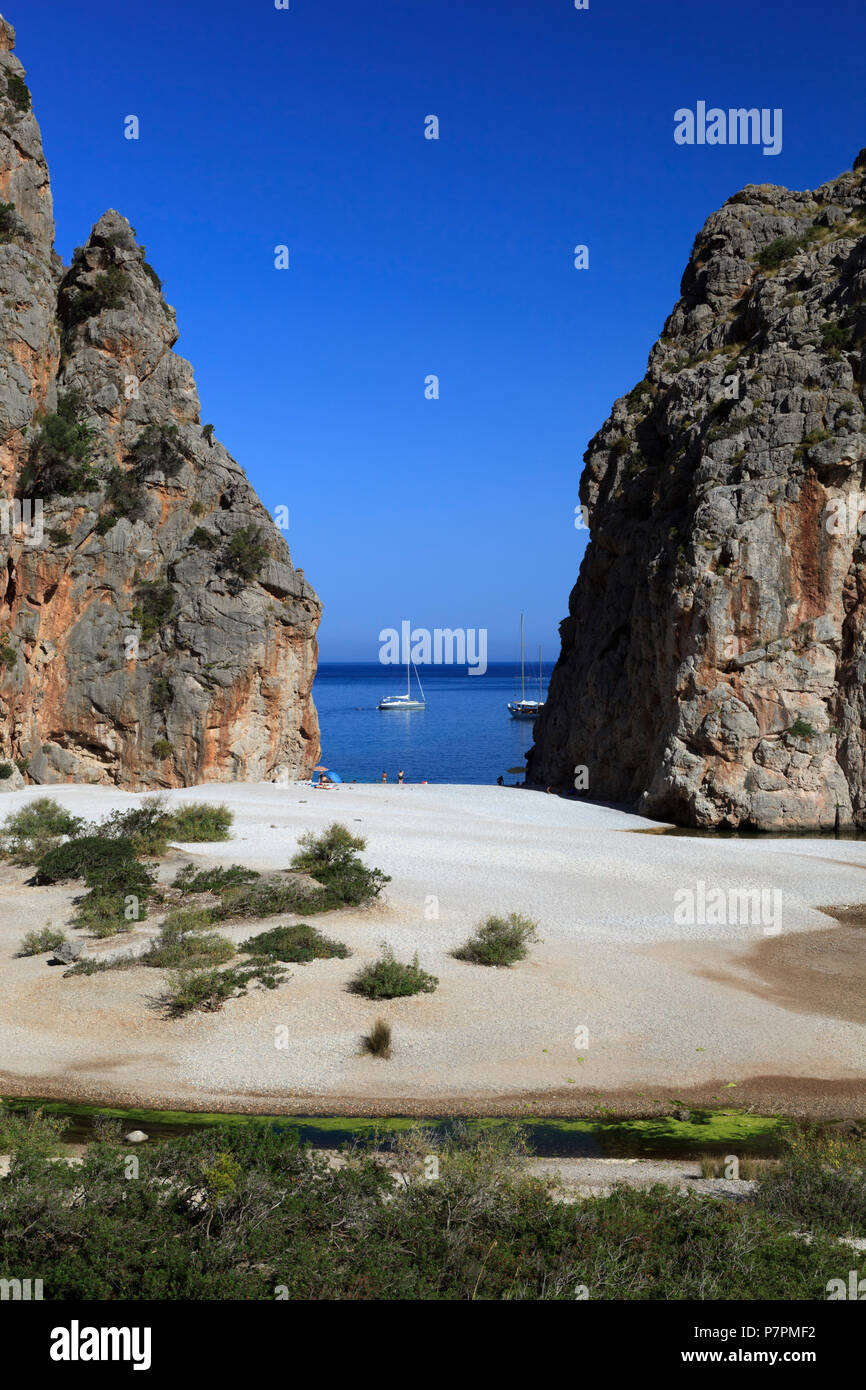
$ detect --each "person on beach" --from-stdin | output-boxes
[398,769,404,784]
[381,771,387,783]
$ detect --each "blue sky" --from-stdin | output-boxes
[15,0,866,660]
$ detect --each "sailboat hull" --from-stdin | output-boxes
[378,697,426,710]
[508,701,543,720]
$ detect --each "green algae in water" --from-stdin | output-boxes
[1,1098,793,1158]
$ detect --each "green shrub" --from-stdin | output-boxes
[34,835,148,892]
[145,911,234,969]
[453,912,540,967]
[64,265,132,331]
[142,262,162,292]
[173,863,260,895]
[757,227,820,270]
[361,1017,392,1058]
[94,797,173,856]
[167,802,232,842]
[0,199,24,244]
[0,762,12,779]
[290,822,390,906]
[2,798,84,862]
[152,739,173,760]
[5,73,30,112]
[190,526,217,550]
[226,523,268,581]
[129,423,186,480]
[348,945,437,1000]
[788,715,815,739]
[103,465,146,522]
[17,925,66,957]
[23,390,97,495]
[210,877,315,921]
[0,1105,65,1161]
[821,320,851,356]
[0,1117,851,1299]
[73,891,137,938]
[753,1129,866,1237]
[241,923,350,963]
[162,961,285,1017]
[150,676,172,713]
[149,935,235,970]
[0,638,16,669]
[131,580,175,641]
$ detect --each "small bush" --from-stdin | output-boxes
[131,580,175,641]
[821,320,851,357]
[348,945,437,1000]
[2,798,84,863]
[23,390,97,495]
[453,912,540,967]
[757,227,820,270]
[73,891,138,938]
[35,836,151,898]
[103,465,146,522]
[173,863,259,896]
[167,802,232,842]
[152,739,173,760]
[291,822,390,906]
[788,716,815,739]
[162,961,285,1017]
[241,923,350,963]
[361,1017,392,1059]
[146,911,234,969]
[0,762,12,779]
[150,676,172,713]
[0,200,24,244]
[226,523,268,581]
[94,797,173,856]
[210,877,315,921]
[0,1106,65,1160]
[17,925,66,957]
[190,526,217,550]
[753,1130,866,1237]
[142,263,162,292]
[64,265,132,331]
[5,73,31,112]
[129,423,186,480]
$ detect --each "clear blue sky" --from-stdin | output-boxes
[14,0,865,660]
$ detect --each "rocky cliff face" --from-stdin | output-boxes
[529,151,866,829]
[0,15,321,789]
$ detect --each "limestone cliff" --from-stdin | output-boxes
[529,151,866,829]
[0,15,321,789]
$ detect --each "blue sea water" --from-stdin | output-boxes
[312,663,556,786]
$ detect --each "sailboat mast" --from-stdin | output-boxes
[538,645,542,702]
[520,613,525,702]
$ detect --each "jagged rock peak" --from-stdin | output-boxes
[0,17,321,790]
[529,152,866,831]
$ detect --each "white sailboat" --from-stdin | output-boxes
[508,615,545,720]
[378,653,426,710]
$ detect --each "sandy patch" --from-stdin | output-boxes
[0,783,865,1115]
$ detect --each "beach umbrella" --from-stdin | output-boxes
[314,764,328,771]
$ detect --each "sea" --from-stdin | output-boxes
[313,662,556,786]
